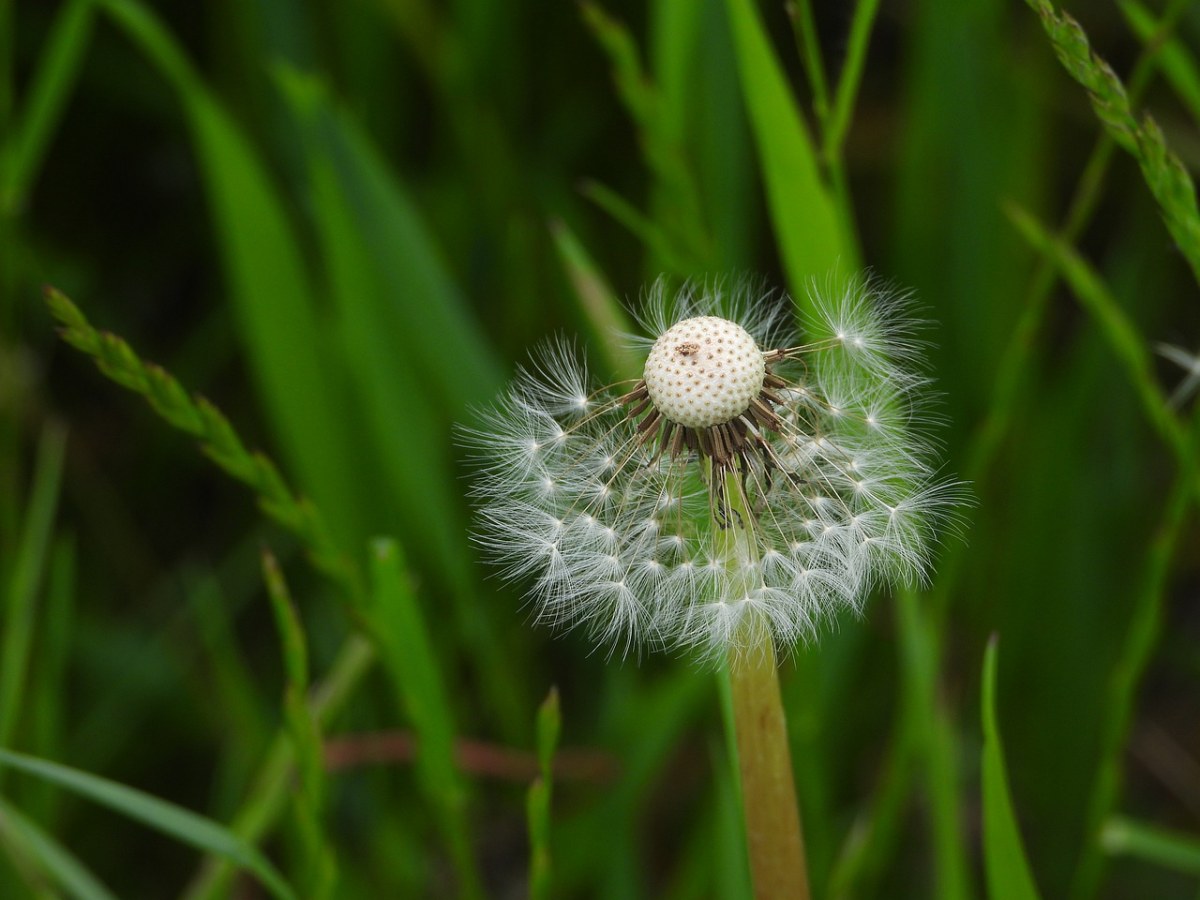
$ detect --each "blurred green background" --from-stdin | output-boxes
[3,0,1200,897]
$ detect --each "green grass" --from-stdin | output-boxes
[5,0,1200,896]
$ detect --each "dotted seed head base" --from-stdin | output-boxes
[622,315,791,500]
[643,316,765,428]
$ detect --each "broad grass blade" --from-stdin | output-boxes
[0,749,297,900]
[981,638,1042,900]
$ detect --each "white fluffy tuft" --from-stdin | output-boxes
[463,277,962,661]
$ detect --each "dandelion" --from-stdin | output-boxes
[464,276,959,898]
[464,277,957,661]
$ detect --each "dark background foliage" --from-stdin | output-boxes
[3,0,1200,897]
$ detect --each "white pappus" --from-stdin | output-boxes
[461,277,962,662]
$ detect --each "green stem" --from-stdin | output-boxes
[721,470,809,899]
[729,625,810,900]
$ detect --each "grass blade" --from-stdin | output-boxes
[271,66,502,410]
[895,587,971,900]
[582,2,712,270]
[367,538,481,899]
[0,422,67,756]
[272,67,527,735]
[97,0,368,550]
[527,687,560,900]
[262,550,335,899]
[821,0,882,165]
[271,67,476,581]
[182,635,375,900]
[0,796,117,900]
[723,0,853,303]
[980,637,1042,900]
[0,749,296,900]
[1101,816,1200,876]
[1119,0,1200,123]
[1,0,94,212]
[1004,204,1196,491]
[548,217,639,380]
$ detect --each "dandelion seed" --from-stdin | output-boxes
[462,277,961,661]
[1156,342,1200,407]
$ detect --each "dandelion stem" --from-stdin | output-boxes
[729,627,810,900]
[721,469,810,899]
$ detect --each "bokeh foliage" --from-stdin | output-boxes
[3,0,1200,897]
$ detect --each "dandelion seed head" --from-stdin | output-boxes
[643,316,766,428]
[462,276,964,661]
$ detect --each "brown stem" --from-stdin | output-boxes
[730,628,810,900]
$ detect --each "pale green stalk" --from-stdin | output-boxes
[722,471,809,900]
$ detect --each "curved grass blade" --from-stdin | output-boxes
[0,796,117,900]
[1101,816,1200,876]
[0,423,67,758]
[0,749,296,900]
[182,635,375,900]
[723,0,853,305]
[95,0,368,550]
[1,0,95,212]
[527,687,560,900]
[271,67,479,585]
[549,217,639,380]
[368,538,482,899]
[262,551,335,899]
[271,65,527,734]
[1119,0,1200,123]
[981,637,1042,900]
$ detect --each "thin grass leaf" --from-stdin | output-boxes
[1070,456,1193,898]
[1101,816,1200,876]
[96,0,368,550]
[0,0,94,212]
[788,1,831,126]
[710,740,752,900]
[1119,0,1200,123]
[0,422,67,756]
[895,587,971,900]
[367,538,482,900]
[555,669,709,892]
[981,637,1042,900]
[0,796,117,900]
[821,0,881,165]
[579,179,699,275]
[548,217,639,380]
[0,749,297,900]
[582,1,712,269]
[1004,204,1198,495]
[272,67,472,580]
[723,0,853,306]
[527,687,560,900]
[262,550,336,899]
[44,287,362,601]
[27,536,74,824]
[648,0,702,146]
[272,66,528,736]
[183,635,375,900]
[270,65,502,409]
[651,0,756,272]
